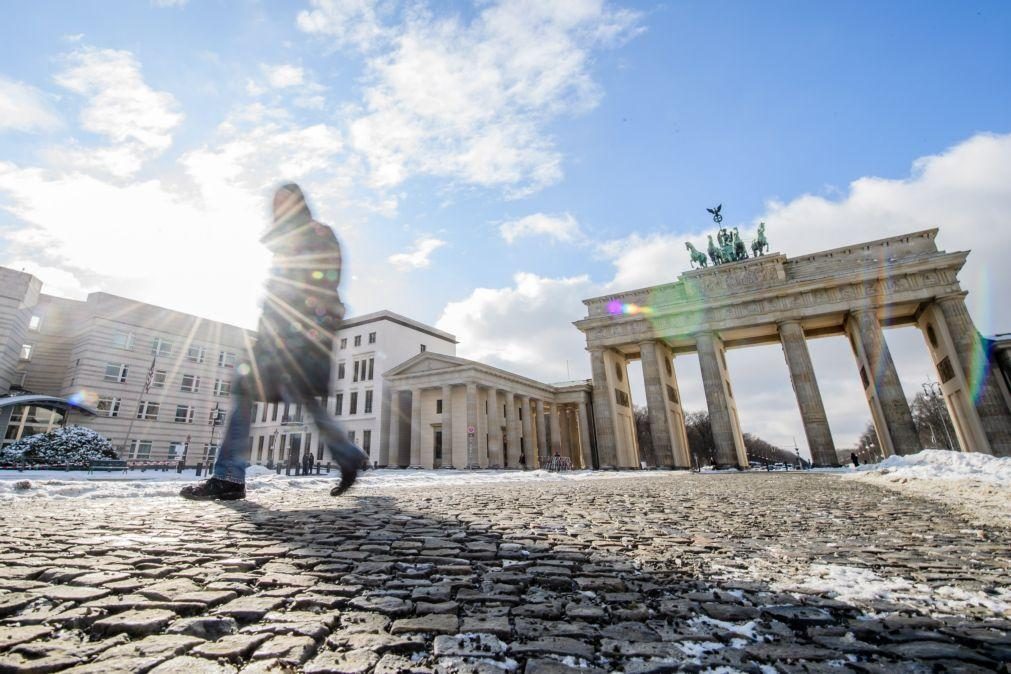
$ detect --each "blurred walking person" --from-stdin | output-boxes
[182,184,366,501]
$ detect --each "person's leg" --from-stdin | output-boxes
[211,385,255,484]
[301,394,367,495]
[180,383,253,500]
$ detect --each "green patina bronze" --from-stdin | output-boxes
[686,205,769,268]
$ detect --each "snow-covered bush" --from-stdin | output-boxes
[0,426,118,466]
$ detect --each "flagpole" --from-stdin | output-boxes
[122,356,156,459]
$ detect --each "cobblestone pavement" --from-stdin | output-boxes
[1,473,1009,673]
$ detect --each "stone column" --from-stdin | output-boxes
[487,387,503,468]
[465,382,479,468]
[409,387,423,468]
[535,399,547,468]
[504,391,519,467]
[589,348,618,467]
[520,395,534,467]
[548,402,562,456]
[936,295,1011,456]
[778,321,838,466]
[696,332,748,468]
[639,340,677,467]
[848,309,921,456]
[577,399,593,469]
[441,384,454,468]
[559,405,571,458]
[381,386,396,467]
[384,388,400,466]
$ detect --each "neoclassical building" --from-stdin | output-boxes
[381,352,594,470]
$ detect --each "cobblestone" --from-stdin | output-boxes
[0,472,1008,672]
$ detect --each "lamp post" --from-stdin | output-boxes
[208,402,223,462]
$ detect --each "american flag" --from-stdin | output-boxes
[143,357,157,393]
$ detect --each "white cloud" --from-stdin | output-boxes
[387,237,446,271]
[261,63,305,88]
[500,212,582,244]
[437,272,595,382]
[52,47,183,176]
[152,0,188,7]
[296,0,389,50]
[0,78,62,133]
[345,0,641,196]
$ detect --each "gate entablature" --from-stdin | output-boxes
[575,228,1011,471]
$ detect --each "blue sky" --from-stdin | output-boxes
[2,1,1010,452]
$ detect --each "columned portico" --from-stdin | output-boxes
[383,387,399,467]
[778,321,837,466]
[846,309,921,456]
[696,331,748,468]
[577,399,594,469]
[548,403,562,456]
[487,387,503,468]
[559,405,571,458]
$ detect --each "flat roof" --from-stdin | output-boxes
[340,310,458,344]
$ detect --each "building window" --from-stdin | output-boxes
[354,335,362,347]
[203,443,218,462]
[340,337,347,350]
[28,315,41,331]
[180,374,201,393]
[335,393,344,415]
[349,392,358,415]
[152,337,173,357]
[136,401,160,420]
[209,407,225,426]
[174,405,195,423]
[271,403,279,422]
[420,344,426,352]
[97,397,121,417]
[214,378,231,397]
[19,344,32,361]
[368,331,376,344]
[338,362,346,380]
[218,351,236,368]
[363,430,372,453]
[353,361,360,382]
[112,331,134,350]
[129,440,152,460]
[348,430,356,445]
[151,370,167,389]
[260,404,267,423]
[368,357,374,381]
[436,399,443,414]
[104,363,128,383]
[187,345,205,363]
[364,390,373,414]
[256,436,265,463]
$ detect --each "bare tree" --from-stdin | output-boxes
[632,406,657,467]
[910,391,959,451]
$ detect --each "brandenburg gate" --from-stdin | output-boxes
[575,228,1011,468]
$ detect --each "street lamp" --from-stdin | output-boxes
[208,402,224,462]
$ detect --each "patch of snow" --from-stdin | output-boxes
[676,640,723,657]
[841,449,1011,529]
[774,563,1011,619]
[0,467,680,501]
[687,616,760,640]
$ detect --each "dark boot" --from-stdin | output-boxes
[180,477,246,501]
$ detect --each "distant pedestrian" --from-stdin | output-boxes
[181,184,367,501]
[302,450,314,476]
[519,451,526,470]
[850,452,860,468]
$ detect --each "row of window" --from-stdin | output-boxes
[337,357,375,382]
[100,397,226,425]
[126,439,216,462]
[111,332,237,367]
[338,332,377,350]
[255,390,374,424]
[250,429,372,465]
[103,363,230,396]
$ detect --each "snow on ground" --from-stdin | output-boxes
[774,563,1011,619]
[841,449,1011,529]
[0,466,679,500]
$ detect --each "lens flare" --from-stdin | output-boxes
[607,301,656,316]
